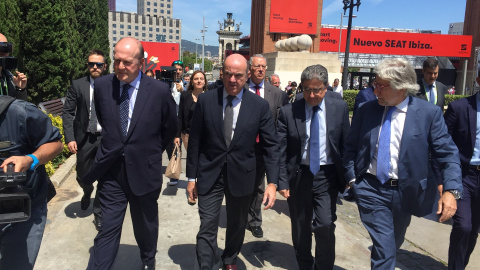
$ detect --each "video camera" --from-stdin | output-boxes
[0,42,18,70]
[0,163,31,224]
[155,66,177,89]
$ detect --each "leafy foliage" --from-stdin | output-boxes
[182,51,213,72]
[45,113,71,176]
[343,90,359,111]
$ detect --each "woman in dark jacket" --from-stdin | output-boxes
[174,70,207,151]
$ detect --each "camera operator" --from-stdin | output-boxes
[0,33,27,101]
[0,83,63,268]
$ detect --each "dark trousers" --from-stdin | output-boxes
[195,167,252,269]
[248,147,266,227]
[76,132,102,218]
[87,158,161,270]
[448,167,480,270]
[353,173,412,270]
[287,165,338,270]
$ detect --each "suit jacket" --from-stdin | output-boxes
[353,87,376,114]
[344,96,462,217]
[63,76,93,145]
[186,87,280,197]
[176,90,197,137]
[416,80,447,109]
[247,80,287,125]
[444,94,478,173]
[277,96,350,193]
[84,73,177,196]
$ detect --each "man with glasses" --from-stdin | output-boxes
[246,54,287,238]
[270,74,281,88]
[62,49,106,230]
[344,58,462,269]
[277,64,350,270]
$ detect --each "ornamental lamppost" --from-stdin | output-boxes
[341,0,361,90]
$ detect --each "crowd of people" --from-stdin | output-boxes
[1,33,480,270]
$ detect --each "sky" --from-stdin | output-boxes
[115,0,467,47]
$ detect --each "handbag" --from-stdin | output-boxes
[165,144,182,179]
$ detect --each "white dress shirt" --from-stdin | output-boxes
[89,76,102,132]
[301,100,333,166]
[248,80,265,98]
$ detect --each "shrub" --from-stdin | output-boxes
[343,90,359,111]
[45,113,71,176]
[445,94,469,107]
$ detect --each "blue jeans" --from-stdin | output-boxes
[0,196,47,270]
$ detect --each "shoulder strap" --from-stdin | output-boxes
[0,96,15,115]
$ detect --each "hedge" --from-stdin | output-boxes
[342,90,469,111]
[45,113,72,177]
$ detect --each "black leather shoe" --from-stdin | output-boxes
[80,194,91,210]
[247,225,263,238]
[141,259,155,270]
[93,216,102,231]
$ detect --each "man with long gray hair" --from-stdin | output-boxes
[344,58,462,269]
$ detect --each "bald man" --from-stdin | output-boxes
[0,33,27,100]
[83,37,177,270]
[186,54,279,270]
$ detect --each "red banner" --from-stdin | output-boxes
[269,0,317,35]
[319,28,472,57]
[141,41,179,71]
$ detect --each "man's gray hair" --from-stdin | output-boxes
[375,58,420,96]
[248,54,266,68]
[271,74,280,79]
[300,65,328,85]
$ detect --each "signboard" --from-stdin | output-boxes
[141,41,179,72]
[319,28,472,57]
[269,0,317,35]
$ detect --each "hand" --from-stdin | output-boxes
[174,137,180,147]
[187,181,197,202]
[437,184,443,197]
[262,183,277,210]
[437,191,457,223]
[13,71,27,89]
[0,156,33,172]
[175,82,183,92]
[278,189,290,199]
[67,141,78,154]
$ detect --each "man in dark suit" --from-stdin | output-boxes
[353,86,376,115]
[83,37,177,270]
[344,58,462,269]
[416,57,447,109]
[63,49,106,230]
[277,64,350,269]
[186,54,279,270]
[445,71,480,270]
[246,54,287,238]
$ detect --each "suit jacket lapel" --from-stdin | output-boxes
[468,95,477,150]
[230,89,250,148]
[110,76,123,141]
[325,96,336,150]
[127,74,151,140]
[368,103,384,161]
[211,87,226,147]
[83,76,91,112]
[399,96,419,160]
[293,99,307,152]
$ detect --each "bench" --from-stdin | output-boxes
[38,97,66,116]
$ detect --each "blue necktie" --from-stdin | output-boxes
[376,106,396,184]
[120,84,131,139]
[428,84,435,104]
[310,105,320,175]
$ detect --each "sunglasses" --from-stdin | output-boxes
[87,62,104,68]
[172,60,183,66]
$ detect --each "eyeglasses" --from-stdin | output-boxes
[172,60,183,66]
[88,62,104,68]
[303,87,325,94]
[252,65,267,70]
[373,81,390,91]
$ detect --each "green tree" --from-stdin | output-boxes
[22,0,78,103]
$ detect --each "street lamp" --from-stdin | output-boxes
[341,0,361,90]
[195,38,200,64]
[338,14,357,55]
[200,16,208,71]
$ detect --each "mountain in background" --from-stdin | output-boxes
[181,39,219,57]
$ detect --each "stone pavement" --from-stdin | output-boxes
[34,153,480,269]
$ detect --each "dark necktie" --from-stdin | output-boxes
[88,93,98,133]
[224,95,235,148]
[120,84,131,139]
[255,85,261,143]
[309,105,320,175]
[427,84,435,104]
[376,106,396,184]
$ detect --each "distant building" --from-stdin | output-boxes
[108,0,115,11]
[449,22,464,35]
[216,13,242,63]
[108,0,181,71]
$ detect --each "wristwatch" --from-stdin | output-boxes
[447,189,462,200]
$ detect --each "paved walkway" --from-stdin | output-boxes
[34,153,480,269]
